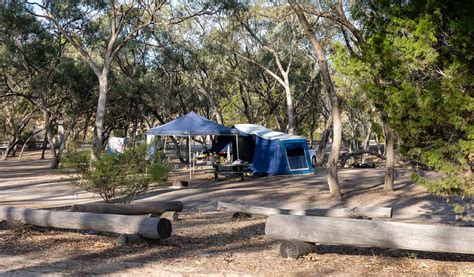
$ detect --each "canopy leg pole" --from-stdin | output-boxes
[236,134,239,160]
[188,135,192,180]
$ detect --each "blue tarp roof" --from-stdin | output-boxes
[146,111,238,136]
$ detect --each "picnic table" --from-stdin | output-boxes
[212,162,253,181]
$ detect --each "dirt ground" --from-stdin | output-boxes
[0,151,473,275]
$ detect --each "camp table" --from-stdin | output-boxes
[212,162,253,181]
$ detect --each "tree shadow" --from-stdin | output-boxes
[0,220,273,275]
[314,244,474,262]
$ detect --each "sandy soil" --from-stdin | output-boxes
[0,151,473,275]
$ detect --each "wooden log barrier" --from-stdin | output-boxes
[265,215,474,254]
[280,240,315,259]
[0,207,172,240]
[70,201,184,215]
[217,201,392,219]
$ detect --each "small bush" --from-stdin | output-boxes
[61,145,170,203]
[61,150,90,175]
[149,163,172,183]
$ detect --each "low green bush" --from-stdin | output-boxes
[61,144,170,203]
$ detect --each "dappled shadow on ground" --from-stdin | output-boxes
[314,244,474,262]
[0,215,273,275]
[1,153,473,274]
[1,213,472,275]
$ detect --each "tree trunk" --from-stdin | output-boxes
[11,143,18,157]
[83,113,91,141]
[309,126,314,147]
[1,137,16,160]
[170,137,186,164]
[289,0,342,197]
[383,119,395,192]
[361,123,372,163]
[43,110,59,169]
[92,72,109,161]
[40,135,47,160]
[19,129,43,159]
[283,83,295,135]
[316,116,332,166]
[375,134,383,156]
[195,82,223,124]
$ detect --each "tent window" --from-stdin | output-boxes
[284,143,308,170]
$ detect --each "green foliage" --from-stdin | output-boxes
[61,150,90,176]
[148,163,172,183]
[411,172,472,198]
[61,145,170,203]
[334,0,473,199]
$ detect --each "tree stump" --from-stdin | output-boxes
[280,240,315,259]
[172,180,188,188]
[117,234,147,245]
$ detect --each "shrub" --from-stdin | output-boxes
[61,145,170,203]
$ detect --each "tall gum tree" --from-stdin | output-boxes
[235,9,297,134]
[298,0,396,192]
[289,0,342,197]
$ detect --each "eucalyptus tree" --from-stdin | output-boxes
[1,4,62,166]
[25,0,221,161]
[289,0,342,197]
[233,6,301,134]
[337,0,473,196]
[0,98,36,160]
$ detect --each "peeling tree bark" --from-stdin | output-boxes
[92,72,109,162]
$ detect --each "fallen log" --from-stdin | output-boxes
[217,201,392,219]
[280,240,315,259]
[0,207,172,240]
[265,215,474,254]
[70,201,183,215]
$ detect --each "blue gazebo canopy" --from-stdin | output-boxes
[146,111,238,136]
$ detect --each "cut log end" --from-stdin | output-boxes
[279,240,315,259]
[161,211,179,221]
[157,218,172,239]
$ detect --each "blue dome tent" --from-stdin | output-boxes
[234,124,313,175]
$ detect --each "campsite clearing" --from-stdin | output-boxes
[0,152,473,275]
